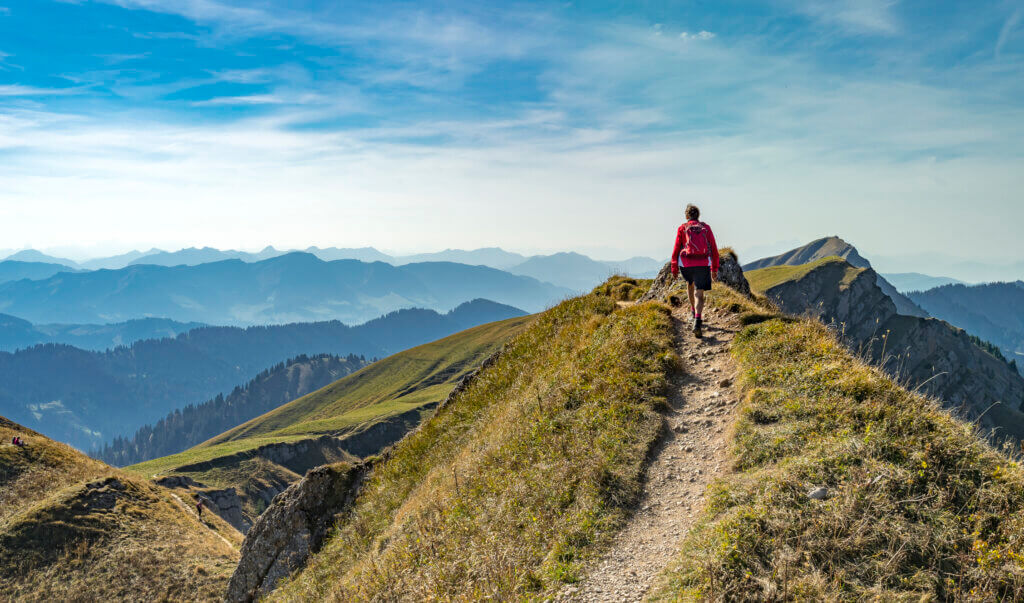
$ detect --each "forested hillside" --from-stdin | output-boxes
[94,354,367,466]
[908,281,1024,374]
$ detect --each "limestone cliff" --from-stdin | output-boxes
[759,259,1024,441]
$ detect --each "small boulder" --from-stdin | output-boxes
[808,487,828,500]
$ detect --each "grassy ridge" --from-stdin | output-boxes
[126,316,530,479]
[274,289,678,600]
[653,289,1024,600]
[745,256,863,294]
[0,417,241,600]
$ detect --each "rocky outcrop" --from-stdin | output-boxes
[198,488,248,533]
[224,462,371,603]
[77,477,129,512]
[761,258,1024,442]
[153,474,250,532]
[741,236,927,318]
[153,475,204,489]
[173,434,355,477]
[641,250,751,302]
[762,262,895,344]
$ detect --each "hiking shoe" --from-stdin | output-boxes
[693,318,703,338]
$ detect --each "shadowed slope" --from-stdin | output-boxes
[0,416,241,600]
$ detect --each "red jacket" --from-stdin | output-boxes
[671,220,719,274]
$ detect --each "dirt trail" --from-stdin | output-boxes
[559,306,740,602]
[167,491,238,551]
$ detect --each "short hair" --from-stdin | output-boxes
[685,204,700,220]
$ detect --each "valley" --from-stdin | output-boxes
[0,299,524,452]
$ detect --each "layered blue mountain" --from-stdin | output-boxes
[0,299,525,451]
[0,260,81,284]
[129,246,286,267]
[509,252,661,292]
[882,272,965,293]
[2,249,79,267]
[0,252,561,325]
[0,314,203,352]
[908,282,1024,373]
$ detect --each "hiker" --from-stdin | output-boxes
[670,203,720,338]
[13,436,25,447]
[196,499,204,518]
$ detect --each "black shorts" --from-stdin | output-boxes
[680,266,712,291]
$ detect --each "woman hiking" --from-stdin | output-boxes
[670,204,719,338]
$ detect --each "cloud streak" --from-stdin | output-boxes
[0,0,1021,263]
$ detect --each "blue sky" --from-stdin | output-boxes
[0,0,1022,267]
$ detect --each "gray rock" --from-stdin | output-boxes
[198,488,250,533]
[808,487,828,500]
[224,462,371,603]
[760,259,1024,442]
[640,251,752,303]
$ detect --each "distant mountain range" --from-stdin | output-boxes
[868,251,1024,284]
[0,247,660,310]
[0,252,559,325]
[908,282,1024,374]
[0,314,203,352]
[0,299,525,451]
[0,260,82,284]
[743,236,929,318]
[881,272,965,293]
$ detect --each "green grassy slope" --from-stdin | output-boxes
[0,416,241,600]
[745,255,863,294]
[272,287,678,600]
[653,289,1024,600]
[127,316,530,480]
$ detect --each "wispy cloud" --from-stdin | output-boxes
[996,8,1021,59]
[790,0,900,36]
[1,0,1022,261]
[0,84,83,96]
[679,31,715,41]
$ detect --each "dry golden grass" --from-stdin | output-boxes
[652,288,1024,601]
[273,286,679,600]
[0,417,241,600]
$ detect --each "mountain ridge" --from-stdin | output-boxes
[743,236,929,318]
[747,256,1024,441]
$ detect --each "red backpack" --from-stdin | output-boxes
[681,222,711,258]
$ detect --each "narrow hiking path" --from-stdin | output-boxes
[559,305,741,602]
[167,491,238,551]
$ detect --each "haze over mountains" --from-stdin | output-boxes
[0,252,562,326]
[1,246,661,287]
[0,299,525,452]
[0,314,203,352]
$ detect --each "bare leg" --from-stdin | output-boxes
[694,289,706,317]
[687,282,696,316]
